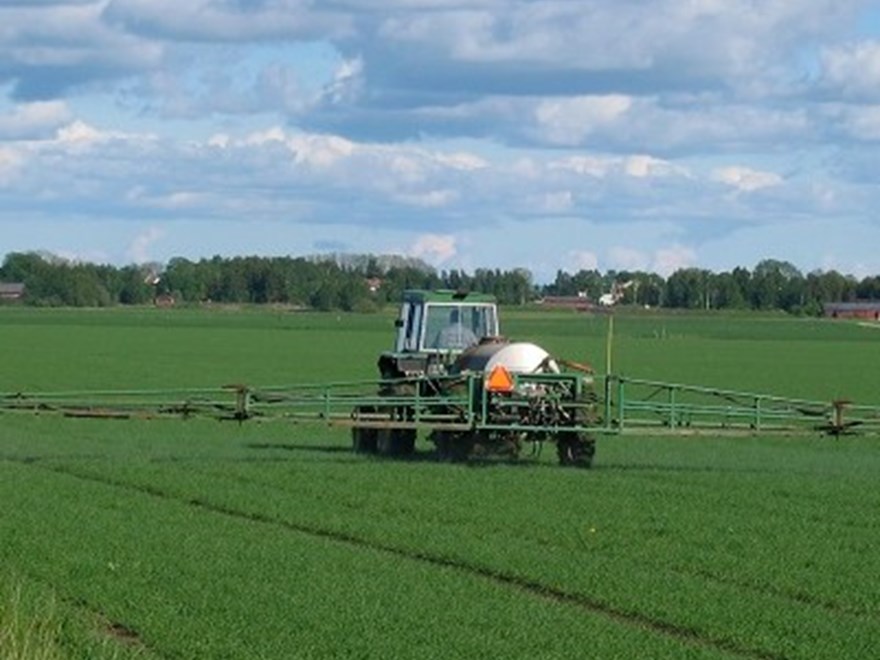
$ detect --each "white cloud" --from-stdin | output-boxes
[127,226,165,264]
[820,40,880,100]
[103,0,350,42]
[624,155,688,178]
[568,250,599,271]
[653,245,696,276]
[372,0,847,78]
[837,105,880,140]
[550,153,688,180]
[711,166,783,192]
[387,154,425,183]
[56,120,105,144]
[395,189,458,207]
[287,133,357,168]
[611,101,810,155]
[534,95,632,146]
[154,191,205,210]
[410,233,457,264]
[604,245,695,276]
[0,101,71,138]
[0,2,162,89]
[550,155,613,178]
[541,191,574,212]
[0,146,24,184]
[243,126,287,146]
[434,151,488,171]
[207,133,230,148]
[608,246,649,272]
[53,120,152,149]
[319,56,364,106]
[818,254,870,280]
[220,127,487,209]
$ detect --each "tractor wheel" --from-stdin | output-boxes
[352,426,378,454]
[556,433,596,468]
[377,428,417,457]
[394,429,417,456]
[434,431,476,462]
[352,406,379,454]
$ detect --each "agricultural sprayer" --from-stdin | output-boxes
[3,290,880,467]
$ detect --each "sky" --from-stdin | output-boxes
[2,1,880,282]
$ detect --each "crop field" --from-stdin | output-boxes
[1,306,880,658]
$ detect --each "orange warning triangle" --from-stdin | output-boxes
[486,365,515,392]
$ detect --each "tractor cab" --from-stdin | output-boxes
[379,290,500,379]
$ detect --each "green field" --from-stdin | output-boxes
[2,307,879,658]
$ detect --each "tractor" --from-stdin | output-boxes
[5,290,879,453]
[351,290,597,466]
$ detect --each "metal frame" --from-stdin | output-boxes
[602,375,880,436]
[4,372,880,437]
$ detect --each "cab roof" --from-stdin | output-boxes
[402,289,497,304]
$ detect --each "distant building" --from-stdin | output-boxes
[823,302,880,320]
[154,294,176,308]
[0,282,25,301]
[599,280,634,307]
[366,277,383,293]
[538,295,593,311]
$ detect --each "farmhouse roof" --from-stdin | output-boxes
[823,301,880,312]
[539,296,593,309]
[0,282,25,296]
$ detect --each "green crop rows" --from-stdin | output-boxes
[1,307,879,658]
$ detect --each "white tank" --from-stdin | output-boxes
[455,341,559,374]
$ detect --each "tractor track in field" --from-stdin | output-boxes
[18,459,787,660]
[172,461,880,624]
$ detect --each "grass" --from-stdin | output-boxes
[0,449,724,659]
[0,573,63,660]
[0,568,151,660]
[1,306,879,658]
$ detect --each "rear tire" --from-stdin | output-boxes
[557,392,597,468]
[377,428,416,457]
[352,426,378,454]
[557,433,596,468]
[352,406,378,454]
[433,431,477,462]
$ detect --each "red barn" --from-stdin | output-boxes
[823,302,880,320]
[0,282,25,301]
[538,295,593,311]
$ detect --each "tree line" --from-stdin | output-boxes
[544,259,878,315]
[0,252,533,311]
[1,251,877,314]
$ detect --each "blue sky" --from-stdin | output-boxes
[2,1,880,282]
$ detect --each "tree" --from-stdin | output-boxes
[806,269,856,305]
[713,272,747,309]
[666,268,712,309]
[751,259,804,311]
[117,266,154,304]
